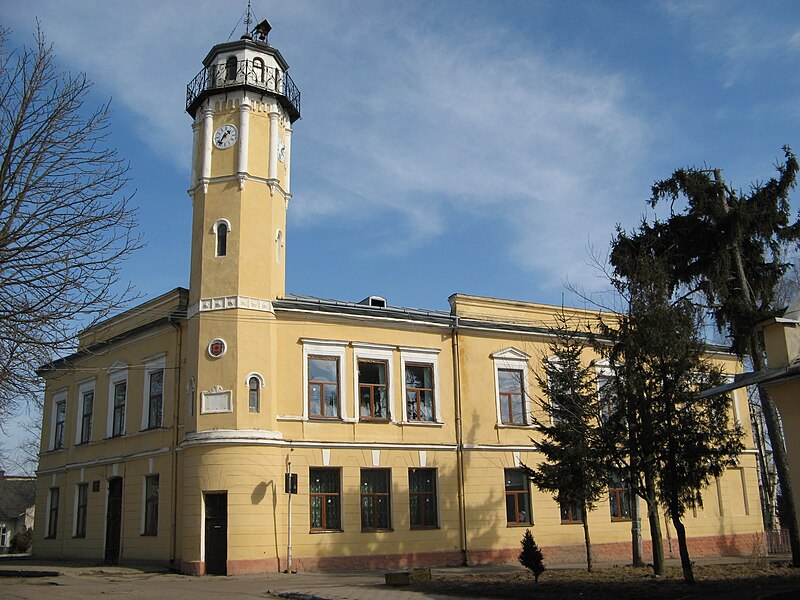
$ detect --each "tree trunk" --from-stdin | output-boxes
[581,501,593,573]
[644,471,664,576]
[629,468,645,567]
[670,512,694,584]
[752,359,800,566]
[749,393,778,532]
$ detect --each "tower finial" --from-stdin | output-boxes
[244,0,254,37]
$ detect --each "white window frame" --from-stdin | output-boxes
[106,362,129,438]
[50,389,68,451]
[595,360,616,422]
[491,348,531,427]
[302,339,348,421]
[213,218,231,257]
[352,343,395,422]
[399,347,442,424]
[141,354,167,430]
[245,371,265,413]
[75,379,96,445]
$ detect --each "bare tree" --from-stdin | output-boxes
[0,26,141,429]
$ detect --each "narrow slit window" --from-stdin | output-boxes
[216,222,228,257]
[248,376,260,413]
[225,56,237,81]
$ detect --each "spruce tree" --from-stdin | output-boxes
[523,311,608,573]
[518,529,545,582]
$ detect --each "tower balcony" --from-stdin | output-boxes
[186,58,301,122]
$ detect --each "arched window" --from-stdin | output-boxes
[225,56,238,82]
[252,57,265,84]
[248,376,261,413]
[215,221,229,257]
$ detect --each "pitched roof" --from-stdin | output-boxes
[0,476,36,520]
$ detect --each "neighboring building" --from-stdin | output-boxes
[33,21,764,574]
[0,470,35,553]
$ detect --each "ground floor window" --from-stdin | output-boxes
[75,483,88,538]
[360,469,391,531]
[560,499,584,524]
[609,469,632,521]
[143,475,159,535]
[310,468,341,531]
[409,468,438,528]
[47,487,60,538]
[505,469,532,525]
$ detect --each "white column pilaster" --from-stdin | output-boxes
[201,107,214,193]
[237,98,251,189]
[268,108,279,189]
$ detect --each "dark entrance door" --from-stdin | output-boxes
[105,477,123,564]
[204,492,228,575]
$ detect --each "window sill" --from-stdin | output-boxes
[141,532,158,537]
[399,421,444,427]
[495,423,534,430]
[611,518,632,522]
[506,522,533,527]
[72,534,86,539]
[309,529,343,534]
[560,521,582,525]
[410,525,440,530]
[361,528,393,533]
[359,418,391,423]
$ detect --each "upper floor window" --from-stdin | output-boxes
[252,57,265,83]
[225,56,237,81]
[358,359,389,420]
[492,348,531,426]
[112,381,126,437]
[505,469,531,525]
[405,363,435,421]
[215,220,229,257]
[248,375,261,413]
[308,356,340,418]
[147,369,164,429]
[54,397,66,450]
[78,384,94,444]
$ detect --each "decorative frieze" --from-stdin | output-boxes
[187,295,274,318]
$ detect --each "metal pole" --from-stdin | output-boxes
[287,460,293,573]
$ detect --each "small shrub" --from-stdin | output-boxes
[518,529,545,583]
[10,527,33,553]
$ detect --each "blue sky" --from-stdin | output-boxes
[1,1,799,465]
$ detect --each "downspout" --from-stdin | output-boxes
[169,318,183,567]
[451,315,468,565]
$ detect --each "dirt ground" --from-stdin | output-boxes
[409,562,800,600]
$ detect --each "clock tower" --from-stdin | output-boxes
[184,19,300,429]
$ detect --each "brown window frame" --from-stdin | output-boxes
[498,368,526,425]
[608,470,632,522]
[504,469,532,525]
[309,467,342,531]
[360,468,392,531]
[147,369,164,429]
[54,399,66,449]
[80,390,93,444]
[358,359,389,421]
[405,363,435,422]
[409,468,439,529]
[560,499,584,524]
[308,355,340,419]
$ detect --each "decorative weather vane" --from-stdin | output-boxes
[244,0,254,37]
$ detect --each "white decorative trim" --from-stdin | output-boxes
[513,451,521,466]
[492,347,531,426]
[372,450,380,467]
[303,340,348,420]
[176,434,456,452]
[207,338,227,358]
[36,447,172,475]
[351,342,396,351]
[183,429,283,444]
[201,388,232,414]
[400,348,442,423]
[245,372,265,387]
[322,448,331,466]
[419,450,427,467]
[187,295,275,317]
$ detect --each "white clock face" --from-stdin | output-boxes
[214,124,238,149]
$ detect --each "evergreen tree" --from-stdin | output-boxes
[612,148,800,566]
[523,311,608,572]
[602,231,744,584]
[518,529,545,582]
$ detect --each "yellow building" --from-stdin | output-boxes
[33,22,764,574]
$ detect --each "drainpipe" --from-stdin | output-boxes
[169,318,183,568]
[451,315,468,565]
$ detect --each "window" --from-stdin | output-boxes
[112,381,126,437]
[225,55,237,81]
[308,356,340,418]
[492,348,531,426]
[609,469,632,521]
[359,359,389,420]
[252,57,265,83]
[560,499,584,524]
[54,398,66,450]
[361,469,391,531]
[505,469,531,525]
[147,369,164,429]
[143,475,159,535]
[248,376,260,413]
[405,364,435,421]
[310,468,341,531]
[498,369,526,425]
[47,487,60,538]
[75,483,88,538]
[215,221,228,257]
[409,468,438,529]
[597,372,618,423]
[80,389,93,443]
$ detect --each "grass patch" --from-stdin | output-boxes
[410,563,800,599]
